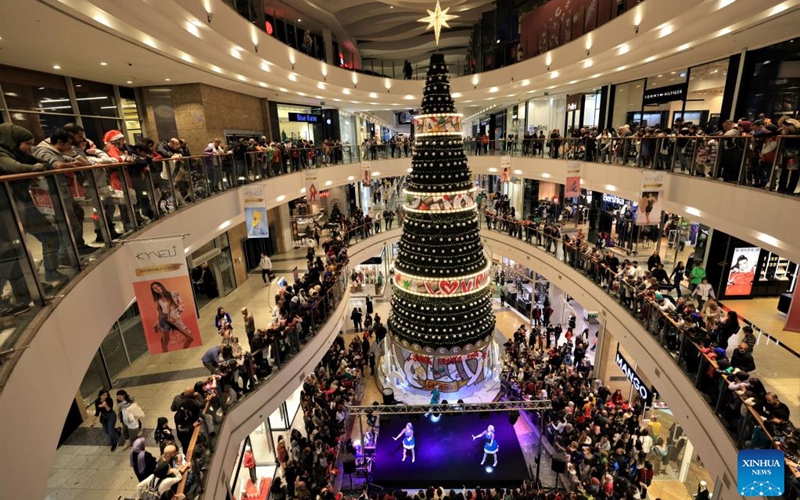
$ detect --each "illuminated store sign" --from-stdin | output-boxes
[615,349,651,401]
[288,113,321,123]
[642,82,687,105]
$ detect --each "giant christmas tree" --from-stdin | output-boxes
[385,53,499,399]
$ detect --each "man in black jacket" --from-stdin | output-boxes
[730,342,756,372]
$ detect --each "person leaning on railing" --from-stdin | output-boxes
[0,123,64,285]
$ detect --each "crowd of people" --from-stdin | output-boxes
[464,115,800,193]
[264,330,367,500]
[498,322,683,500]
[479,204,799,493]
[80,216,358,499]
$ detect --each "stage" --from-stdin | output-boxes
[370,412,531,488]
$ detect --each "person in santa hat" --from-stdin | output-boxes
[102,130,141,230]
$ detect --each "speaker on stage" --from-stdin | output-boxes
[551,453,567,474]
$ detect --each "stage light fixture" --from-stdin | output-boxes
[485,466,494,473]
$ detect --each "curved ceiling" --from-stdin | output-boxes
[0,0,797,116]
[269,0,494,66]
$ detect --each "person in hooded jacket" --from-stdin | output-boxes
[0,124,64,283]
[130,437,157,482]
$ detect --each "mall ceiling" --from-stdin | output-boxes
[0,0,798,115]
[264,0,495,66]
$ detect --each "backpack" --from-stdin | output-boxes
[141,476,162,500]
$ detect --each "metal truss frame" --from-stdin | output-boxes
[347,400,551,415]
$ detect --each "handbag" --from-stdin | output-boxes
[28,179,55,215]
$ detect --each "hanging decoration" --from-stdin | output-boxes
[417,0,458,47]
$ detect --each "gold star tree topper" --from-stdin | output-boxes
[418,0,458,47]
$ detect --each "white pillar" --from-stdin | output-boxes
[323,29,334,65]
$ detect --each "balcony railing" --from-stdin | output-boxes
[3,135,799,379]
[176,265,350,499]
[0,147,371,381]
[461,135,800,197]
[479,215,800,488]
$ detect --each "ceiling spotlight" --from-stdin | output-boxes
[100,62,108,66]
[297,18,302,22]
[126,80,133,84]
[165,78,171,81]
[635,24,640,34]
[53,65,61,70]
[207,12,213,23]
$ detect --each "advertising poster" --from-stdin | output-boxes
[725,246,761,296]
[243,185,269,238]
[303,170,320,213]
[500,156,512,182]
[565,161,581,198]
[125,236,202,355]
[361,160,372,185]
[636,171,665,226]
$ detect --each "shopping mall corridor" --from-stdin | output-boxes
[45,246,313,500]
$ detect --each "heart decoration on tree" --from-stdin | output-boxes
[439,280,460,295]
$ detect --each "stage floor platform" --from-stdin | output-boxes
[370,412,531,489]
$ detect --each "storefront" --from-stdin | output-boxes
[276,104,321,143]
[228,385,305,499]
[526,95,566,137]
[350,246,389,297]
[597,335,713,499]
[189,233,238,307]
[611,58,731,131]
[703,230,798,300]
[492,255,548,317]
[660,213,710,272]
[735,37,800,122]
[338,110,357,146]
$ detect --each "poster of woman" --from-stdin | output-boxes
[637,192,661,225]
[133,278,201,353]
[125,236,202,355]
[725,247,760,296]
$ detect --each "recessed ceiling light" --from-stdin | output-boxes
[100,62,108,66]
[75,84,82,88]
[53,65,61,70]
[126,80,133,84]
[297,18,302,22]
[165,78,171,82]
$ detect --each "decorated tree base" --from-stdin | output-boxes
[378,335,502,403]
